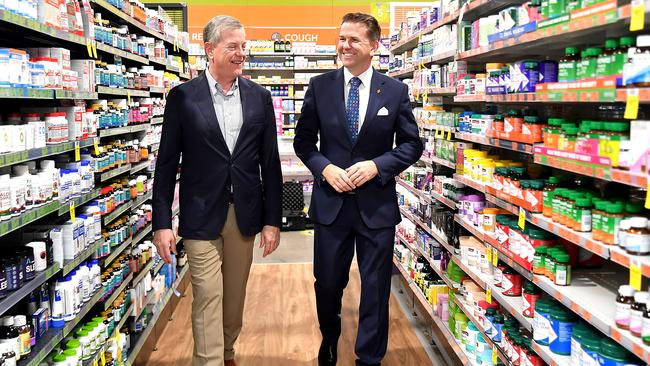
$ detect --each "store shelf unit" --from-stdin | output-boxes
[150,117,164,125]
[96,86,150,97]
[17,284,105,366]
[392,258,474,366]
[89,0,188,53]
[99,163,132,182]
[125,264,189,366]
[62,239,104,277]
[396,177,432,204]
[454,133,534,154]
[99,123,150,137]
[83,301,135,366]
[101,238,133,267]
[103,273,134,311]
[102,201,133,226]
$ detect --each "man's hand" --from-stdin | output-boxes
[322,164,356,193]
[346,161,379,188]
[259,225,280,257]
[153,229,177,264]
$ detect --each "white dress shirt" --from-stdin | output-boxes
[343,65,374,131]
[205,68,243,154]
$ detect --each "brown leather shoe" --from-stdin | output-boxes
[225,360,237,366]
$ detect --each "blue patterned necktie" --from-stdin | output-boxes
[346,77,362,143]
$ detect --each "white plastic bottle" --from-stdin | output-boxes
[61,276,75,322]
[11,165,33,210]
[50,281,65,327]
[0,175,12,221]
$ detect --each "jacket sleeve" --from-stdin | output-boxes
[260,90,283,227]
[293,78,331,179]
[372,83,423,185]
[152,86,182,231]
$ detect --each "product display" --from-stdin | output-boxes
[0,0,189,364]
[390,0,650,365]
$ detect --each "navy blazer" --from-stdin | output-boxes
[152,72,283,239]
[294,68,423,229]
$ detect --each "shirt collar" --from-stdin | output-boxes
[344,65,373,88]
[206,67,239,96]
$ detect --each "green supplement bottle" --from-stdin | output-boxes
[559,47,580,82]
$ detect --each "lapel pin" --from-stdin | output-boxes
[376,89,381,94]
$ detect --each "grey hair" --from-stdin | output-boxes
[203,15,244,45]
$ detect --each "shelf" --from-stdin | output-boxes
[134,192,153,212]
[428,155,456,169]
[99,163,132,182]
[0,87,54,99]
[452,88,650,104]
[98,123,150,138]
[62,239,104,277]
[89,0,188,53]
[247,67,293,70]
[484,190,650,278]
[457,2,632,63]
[396,177,431,204]
[0,201,58,237]
[399,207,451,249]
[132,224,152,246]
[150,116,164,125]
[455,133,534,154]
[150,143,160,153]
[388,66,414,79]
[179,72,191,80]
[54,90,99,100]
[102,201,133,226]
[96,86,150,97]
[101,238,132,267]
[453,173,485,192]
[0,263,59,315]
[126,264,189,366]
[390,9,461,54]
[133,257,158,286]
[413,87,455,96]
[130,160,150,175]
[57,188,101,216]
[148,86,166,94]
[83,301,134,366]
[533,149,647,189]
[430,191,457,210]
[95,42,149,64]
[0,138,95,169]
[392,257,474,366]
[282,111,301,114]
[453,296,511,366]
[103,272,134,311]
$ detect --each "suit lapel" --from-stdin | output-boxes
[194,72,230,156]
[231,76,254,160]
[357,71,385,145]
[330,69,354,148]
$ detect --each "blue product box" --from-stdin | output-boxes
[487,22,537,44]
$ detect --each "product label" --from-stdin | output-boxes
[583,350,599,366]
[558,61,577,82]
[630,309,644,334]
[533,312,550,342]
[642,315,650,338]
[501,275,514,294]
[625,233,650,254]
[579,210,592,232]
[555,266,569,285]
[570,337,581,366]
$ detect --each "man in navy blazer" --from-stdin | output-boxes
[294,12,423,366]
[152,15,282,366]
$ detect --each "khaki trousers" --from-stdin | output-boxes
[184,204,255,366]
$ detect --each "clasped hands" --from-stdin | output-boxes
[322,161,378,193]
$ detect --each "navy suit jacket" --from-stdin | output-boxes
[293,68,423,229]
[152,72,283,239]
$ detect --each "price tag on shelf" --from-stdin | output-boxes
[422,93,428,104]
[486,288,492,304]
[645,182,650,209]
[518,207,526,229]
[69,201,75,221]
[100,352,106,366]
[86,39,93,58]
[92,40,98,59]
[631,0,645,31]
[74,141,80,161]
[492,248,499,267]
[631,260,642,291]
[625,88,640,120]
[492,346,498,364]
[446,129,452,141]
[127,90,131,104]
[93,138,100,156]
[434,128,440,139]
[92,361,98,366]
[486,247,492,264]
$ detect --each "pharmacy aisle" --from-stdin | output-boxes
[392,1,650,366]
[0,1,191,365]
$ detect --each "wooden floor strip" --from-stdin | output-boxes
[148,263,433,365]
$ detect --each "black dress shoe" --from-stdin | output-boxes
[318,340,337,366]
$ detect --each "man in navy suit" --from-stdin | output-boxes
[152,15,282,366]
[294,12,423,366]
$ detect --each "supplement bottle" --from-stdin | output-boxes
[630,291,650,337]
[616,285,636,330]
